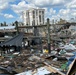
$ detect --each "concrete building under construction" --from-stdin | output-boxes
[22,8,45,26]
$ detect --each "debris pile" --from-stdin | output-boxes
[0,43,76,75]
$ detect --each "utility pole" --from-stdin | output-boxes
[47,18,51,53]
[15,21,19,35]
[22,11,24,25]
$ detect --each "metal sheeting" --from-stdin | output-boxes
[0,33,24,47]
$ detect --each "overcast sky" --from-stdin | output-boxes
[0,0,76,23]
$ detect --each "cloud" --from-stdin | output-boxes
[59,9,70,15]
[0,0,15,12]
[0,1,8,11]
[25,0,71,7]
[4,14,14,18]
[11,1,36,14]
[50,8,56,15]
[11,0,71,15]
[10,0,76,23]
[44,8,56,21]
[52,8,76,21]
[66,0,76,8]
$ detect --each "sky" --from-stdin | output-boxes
[0,0,76,24]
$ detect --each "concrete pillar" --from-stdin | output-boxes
[41,11,43,24]
[42,11,44,25]
[40,10,43,25]
[29,10,32,26]
[36,10,38,25]
[32,11,34,26]
[38,10,40,25]
[35,10,37,25]
[28,12,30,25]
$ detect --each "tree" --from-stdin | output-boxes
[1,23,3,26]
[4,21,7,26]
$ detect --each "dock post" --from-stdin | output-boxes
[47,18,51,53]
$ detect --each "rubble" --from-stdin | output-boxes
[0,42,76,75]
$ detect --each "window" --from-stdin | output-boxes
[42,11,44,14]
[39,15,41,22]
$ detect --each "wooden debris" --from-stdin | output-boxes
[43,62,65,75]
[34,55,65,75]
[67,58,76,75]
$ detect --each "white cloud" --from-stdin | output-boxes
[0,1,8,11]
[59,9,70,15]
[25,0,71,7]
[4,14,14,18]
[52,0,64,5]
[0,0,15,12]
[9,0,76,23]
[56,8,76,21]
[34,0,50,7]
[50,8,56,15]
[72,13,76,16]
[66,0,76,8]
[1,0,76,24]
[44,8,56,20]
[11,1,36,14]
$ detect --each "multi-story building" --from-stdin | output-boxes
[22,8,45,26]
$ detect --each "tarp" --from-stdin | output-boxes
[0,33,24,47]
[60,44,76,50]
[67,52,76,66]
[65,44,76,50]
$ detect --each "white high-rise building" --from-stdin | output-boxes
[22,8,45,26]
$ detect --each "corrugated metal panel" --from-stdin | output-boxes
[0,33,24,47]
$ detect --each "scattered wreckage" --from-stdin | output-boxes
[0,46,76,75]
